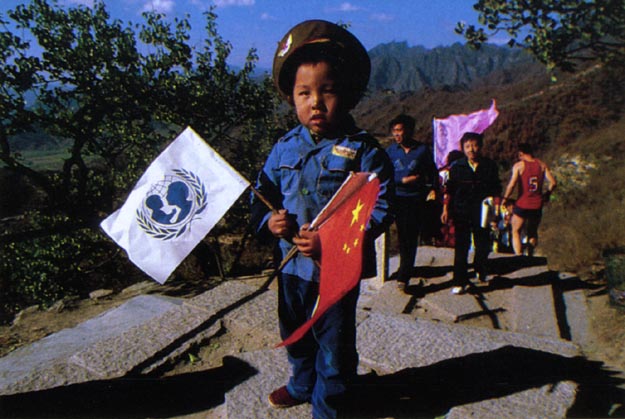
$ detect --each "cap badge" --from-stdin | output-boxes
[278,34,293,57]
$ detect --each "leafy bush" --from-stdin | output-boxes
[0,212,113,321]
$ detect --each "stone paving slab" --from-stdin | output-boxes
[0,294,184,395]
[503,264,550,279]
[225,348,311,419]
[563,289,592,347]
[184,280,259,312]
[367,281,413,316]
[71,281,261,378]
[223,289,280,347]
[357,313,580,419]
[510,285,560,338]
[446,379,578,419]
[416,245,455,267]
[357,312,580,374]
[0,281,262,396]
[420,288,487,322]
[142,320,224,375]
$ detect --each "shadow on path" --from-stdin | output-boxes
[0,356,256,418]
[343,346,625,418]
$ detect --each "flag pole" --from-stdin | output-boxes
[258,245,299,290]
[249,184,278,213]
[248,184,304,289]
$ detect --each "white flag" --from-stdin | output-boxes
[100,127,250,283]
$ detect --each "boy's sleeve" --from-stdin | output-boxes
[250,145,282,239]
[360,145,395,239]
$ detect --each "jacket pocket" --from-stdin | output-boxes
[277,155,302,196]
[318,154,354,199]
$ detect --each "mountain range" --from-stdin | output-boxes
[367,41,543,92]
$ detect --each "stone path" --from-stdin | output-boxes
[0,246,623,419]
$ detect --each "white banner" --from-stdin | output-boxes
[101,127,249,283]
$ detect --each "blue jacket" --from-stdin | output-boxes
[385,141,438,199]
[252,123,394,281]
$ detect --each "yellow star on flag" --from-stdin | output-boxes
[351,199,364,227]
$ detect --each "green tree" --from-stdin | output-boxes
[456,0,625,72]
[0,0,278,317]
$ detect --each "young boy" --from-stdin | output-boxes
[251,20,393,419]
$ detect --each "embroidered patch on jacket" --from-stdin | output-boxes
[332,145,357,159]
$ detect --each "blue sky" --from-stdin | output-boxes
[0,0,493,68]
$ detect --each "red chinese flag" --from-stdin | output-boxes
[278,173,380,347]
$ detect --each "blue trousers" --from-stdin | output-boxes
[279,273,360,419]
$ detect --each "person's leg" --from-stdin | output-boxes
[511,213,525,255]
[395,197,419,282]
[525,210,542,255]
[311,283,360,419]
[473,225,492,280]
[453,220,471,287]
[278,274,318,402]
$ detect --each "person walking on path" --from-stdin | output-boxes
[441,132,501,294]
[385,114,438,289]
[502,143,556,256]
[251,20,393,419]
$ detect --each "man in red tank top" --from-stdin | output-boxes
[502,143,557,256]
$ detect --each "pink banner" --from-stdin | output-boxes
[432,100,499,169]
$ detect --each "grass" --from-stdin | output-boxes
[2,149,71,172]
[539,116,625,274]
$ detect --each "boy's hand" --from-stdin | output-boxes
[268,209,296,239]
[293,223,320,259]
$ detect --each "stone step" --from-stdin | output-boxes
[225,348,310,419]
[510,284,561,338]
[224,312,580,419]
[358,313,580,419]
[0,281,262,395]
[0,294,184,395]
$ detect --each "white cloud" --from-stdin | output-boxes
[260,12,276,21]
[370,13,393,22]
[213,0,255,6]
[338,2,361,12]
[142,0,175,13]
[325,2,362,13]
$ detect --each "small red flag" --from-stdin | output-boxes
[278,173,380,347]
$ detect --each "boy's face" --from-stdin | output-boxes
[462,139,481,162]
[292,61,343,137]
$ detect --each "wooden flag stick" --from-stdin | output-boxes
[259,245,299,290]
[249,184,278,213]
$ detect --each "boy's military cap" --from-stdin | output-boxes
[273,19,370,102]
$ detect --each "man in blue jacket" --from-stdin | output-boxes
[385,114,438,289]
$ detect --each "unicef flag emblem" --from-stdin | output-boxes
[100,127,250,283]
[136,169,208,240]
